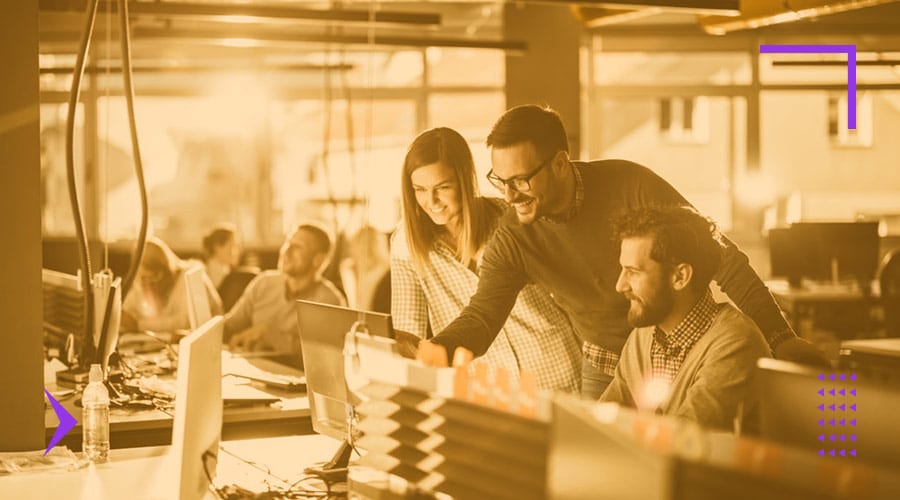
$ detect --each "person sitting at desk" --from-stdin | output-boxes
[225,223,346,357]
[391,127,581,392]
[202,223,241,289]
[121,237,223,332]
[600,206,770,431]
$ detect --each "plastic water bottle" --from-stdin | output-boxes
[82,364,110,463]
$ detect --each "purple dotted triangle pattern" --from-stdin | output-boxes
[817,373,857,458]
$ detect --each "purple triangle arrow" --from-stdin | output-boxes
[44,389,77,456]
[829,404,836,411]
[850,419,857,426]
[850,389,857,396]
[850,374,857,381]
[819,404,826,412]
[840,449,846,457]
[829,449,836,457]
[829,374,836,381]
[828,388,835,396]
[829,434,836,441]
[839,404,846,411]
[829,419,836,426]
[818,388,825,396]
[850,434,857,442]
[850,404,856,412]
[839,374,846,381]
[839,389,845,396]
[819,374,826,381]
[819,449,826,457]
[839,434,846,441]
[819,434,826,442]
[850,449,857,457]
[819,419,826,426]
[840,419,846,426]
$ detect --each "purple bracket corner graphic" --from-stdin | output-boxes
[44,389,77,456]
[760,44,857,129]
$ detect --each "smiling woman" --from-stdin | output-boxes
[390,127,582,392]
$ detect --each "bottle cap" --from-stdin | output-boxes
[89,364,103,383]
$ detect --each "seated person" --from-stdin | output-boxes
[202,223,241,289]
[339,225,390,312]
[121,237,223,332]
[600,206,770,431]
[225,223,346,357]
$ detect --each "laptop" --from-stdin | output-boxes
[184,266,213,331]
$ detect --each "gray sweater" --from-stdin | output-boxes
[600,303,771,432]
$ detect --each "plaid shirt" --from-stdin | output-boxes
[541,161,584,224]
[582,341,621,377]
[651,291,719,383]
[390,224,582,393]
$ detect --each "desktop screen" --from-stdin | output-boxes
[171,316,224,500]
[768,221,880,284]
[757,357,900,469]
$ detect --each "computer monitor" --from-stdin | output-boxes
[757,357,900,469]
[294,300,394,478]
[184,266,212,331]
[170,316,224,500]
[769,222,880,286]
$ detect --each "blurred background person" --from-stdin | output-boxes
[121,237,222,332]
[225,223,345,359]
[339,225,391,313]
[391,127,582,392]
[202,223,242,289]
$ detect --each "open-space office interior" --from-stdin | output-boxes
[3,0,900,498]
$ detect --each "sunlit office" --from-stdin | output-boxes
[3,0,900,499]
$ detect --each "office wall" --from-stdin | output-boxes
[0,0,45,450]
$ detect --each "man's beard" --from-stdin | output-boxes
[626,288,674,328]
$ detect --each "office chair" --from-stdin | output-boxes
[880,249,900,337]
[217,266,260,313]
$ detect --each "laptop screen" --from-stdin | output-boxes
[294,300,393,441]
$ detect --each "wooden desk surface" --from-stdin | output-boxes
[45,353,312,450]
[1,434,341,500]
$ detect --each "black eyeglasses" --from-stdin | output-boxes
[486,155,553,193]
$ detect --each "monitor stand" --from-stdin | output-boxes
[304,439,352,483]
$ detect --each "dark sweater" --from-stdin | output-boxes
[431,159,789,359]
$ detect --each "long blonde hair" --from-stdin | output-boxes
[400,127,497,274]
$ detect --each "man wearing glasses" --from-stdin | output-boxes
[417,104,826,398]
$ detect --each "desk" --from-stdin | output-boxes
[45,354,312,450]
[766,280,880,338]
[0,434,342,500]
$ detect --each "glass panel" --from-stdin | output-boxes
[427,92,504,193]
[586,95,743,229]
[41,103,84,236]
[760,90,900,223]
[97,96,263,248]
[427,48,504,86]
[270,99,417,235]
[593,52,751,86]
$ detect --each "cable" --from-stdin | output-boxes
[117,0,150,297]
[202,450,227,500]
[65,0,100,367]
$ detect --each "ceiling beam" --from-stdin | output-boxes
[700,0,900,35]
[39,0,442,27]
